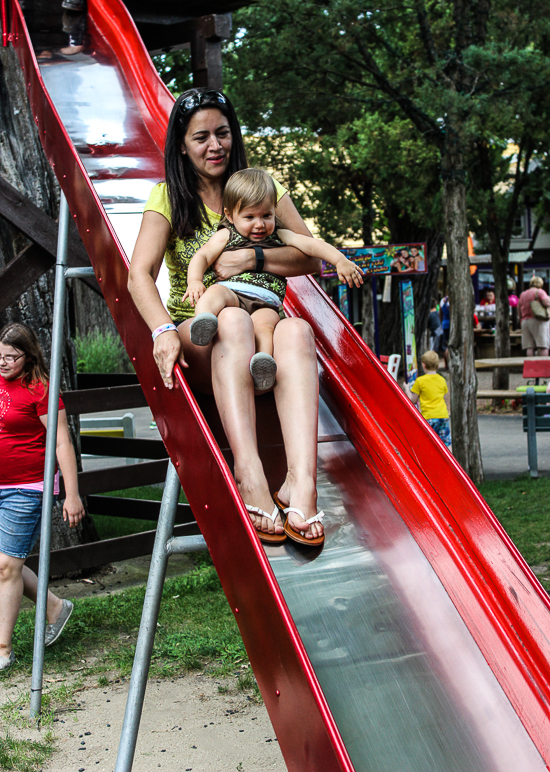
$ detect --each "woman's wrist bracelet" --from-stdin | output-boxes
[152,323,178,341]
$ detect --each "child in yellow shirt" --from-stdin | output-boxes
[405,350,452,448]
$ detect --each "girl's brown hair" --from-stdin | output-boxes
[223,168,277,217]
[0,323,49,390]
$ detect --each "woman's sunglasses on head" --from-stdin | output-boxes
[179,91,227,114]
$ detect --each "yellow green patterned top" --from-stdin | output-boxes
[144,179,287,323]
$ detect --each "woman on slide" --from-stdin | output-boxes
[128,87,324,546]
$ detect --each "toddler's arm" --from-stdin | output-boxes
[403,381,420,405]
[183,229,230,306]
[277,229,364,288]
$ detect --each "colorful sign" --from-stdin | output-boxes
[399,280,418,384]
[322,243,427,278]
[337,284,350,320]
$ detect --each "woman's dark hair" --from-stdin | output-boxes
[164,88,248,238]
[0,322,49,389]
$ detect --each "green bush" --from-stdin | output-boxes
[74,330,133,374]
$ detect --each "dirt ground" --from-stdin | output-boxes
[5,670,286,772]
[14,556,287,772]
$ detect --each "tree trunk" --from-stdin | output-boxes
[442,142,484,484]
[475,140,511,390]
[491,252,511,390]
[0,44,98,551]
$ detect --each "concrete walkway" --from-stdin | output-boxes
[479,413,550,480]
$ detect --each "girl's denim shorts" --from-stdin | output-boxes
[0,489,54,559]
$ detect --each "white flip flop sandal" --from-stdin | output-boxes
[246,504,286,543]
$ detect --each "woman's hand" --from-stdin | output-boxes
[213,248,255,280]
[337,259,364,288]
[182,281,206,307]
[153,329,188,389]
[63,494,85,528]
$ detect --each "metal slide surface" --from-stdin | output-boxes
[6,1,550,769]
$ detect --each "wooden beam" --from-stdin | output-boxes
[80,435,168,459]
[25,521,202,576]
[0,243,54,313]
[62,384,148,415]
[76,373,139,389]
[72,459,169,496]
[0,176,101,302]
[86,495,192,523]
[476,390,519,399]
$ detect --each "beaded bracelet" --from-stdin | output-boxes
[152,323,178,341]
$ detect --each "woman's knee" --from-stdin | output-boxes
[274,317,315,352]
[218,306,254,339]
[0,554,23,582]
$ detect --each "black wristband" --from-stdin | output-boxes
[253,246,265,273]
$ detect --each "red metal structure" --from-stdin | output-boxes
[4,0,550,768]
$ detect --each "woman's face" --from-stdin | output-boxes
[0,342,26,381]
[182,108,232,182]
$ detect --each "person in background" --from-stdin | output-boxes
[480,290,496,306]
[404,350,452,450]
[440,296,450,345]
[0,323,84,671]
[519,275,550,356]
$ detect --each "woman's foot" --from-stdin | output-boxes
[237,476,284,537]
[276,478,324,540]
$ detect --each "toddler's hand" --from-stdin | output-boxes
[337,259,364,288]
[182,281,206,307]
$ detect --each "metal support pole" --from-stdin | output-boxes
[115,461,182,772]
[371,276,380,358]
[30,193,70,719]
[64,266,95,280]
[166,534,207,556]
[526,388,539,478]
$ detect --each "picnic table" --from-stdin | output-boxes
[475,358,550,399]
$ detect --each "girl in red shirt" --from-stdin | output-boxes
[0,323,84,670]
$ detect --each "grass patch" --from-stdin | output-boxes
[0,732,55,772]
[9,563,245,681]
[479,475,550,592]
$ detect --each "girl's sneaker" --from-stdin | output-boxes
[0,651,15,671]
[250,353,277,391]
[189,313,218,346]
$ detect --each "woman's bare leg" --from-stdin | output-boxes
[0,553,24,656]
[21,565,64,624]
[179,309,283,535]
[272,318,323,539]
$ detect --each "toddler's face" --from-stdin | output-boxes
[226,200,276,241]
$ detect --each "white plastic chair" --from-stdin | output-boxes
[387,354,401,381]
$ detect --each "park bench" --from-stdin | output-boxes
[523,388,550,478]
[80,412,137,464]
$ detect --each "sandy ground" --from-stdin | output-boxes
[5,671,286,772]
[13,553,287,772]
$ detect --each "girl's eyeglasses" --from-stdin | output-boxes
[0,352,24,364]
[179,91,227,114]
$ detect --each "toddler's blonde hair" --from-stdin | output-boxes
[421,350,440,371]
[223,168,277,216]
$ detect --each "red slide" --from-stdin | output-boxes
[5,0,550,769]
